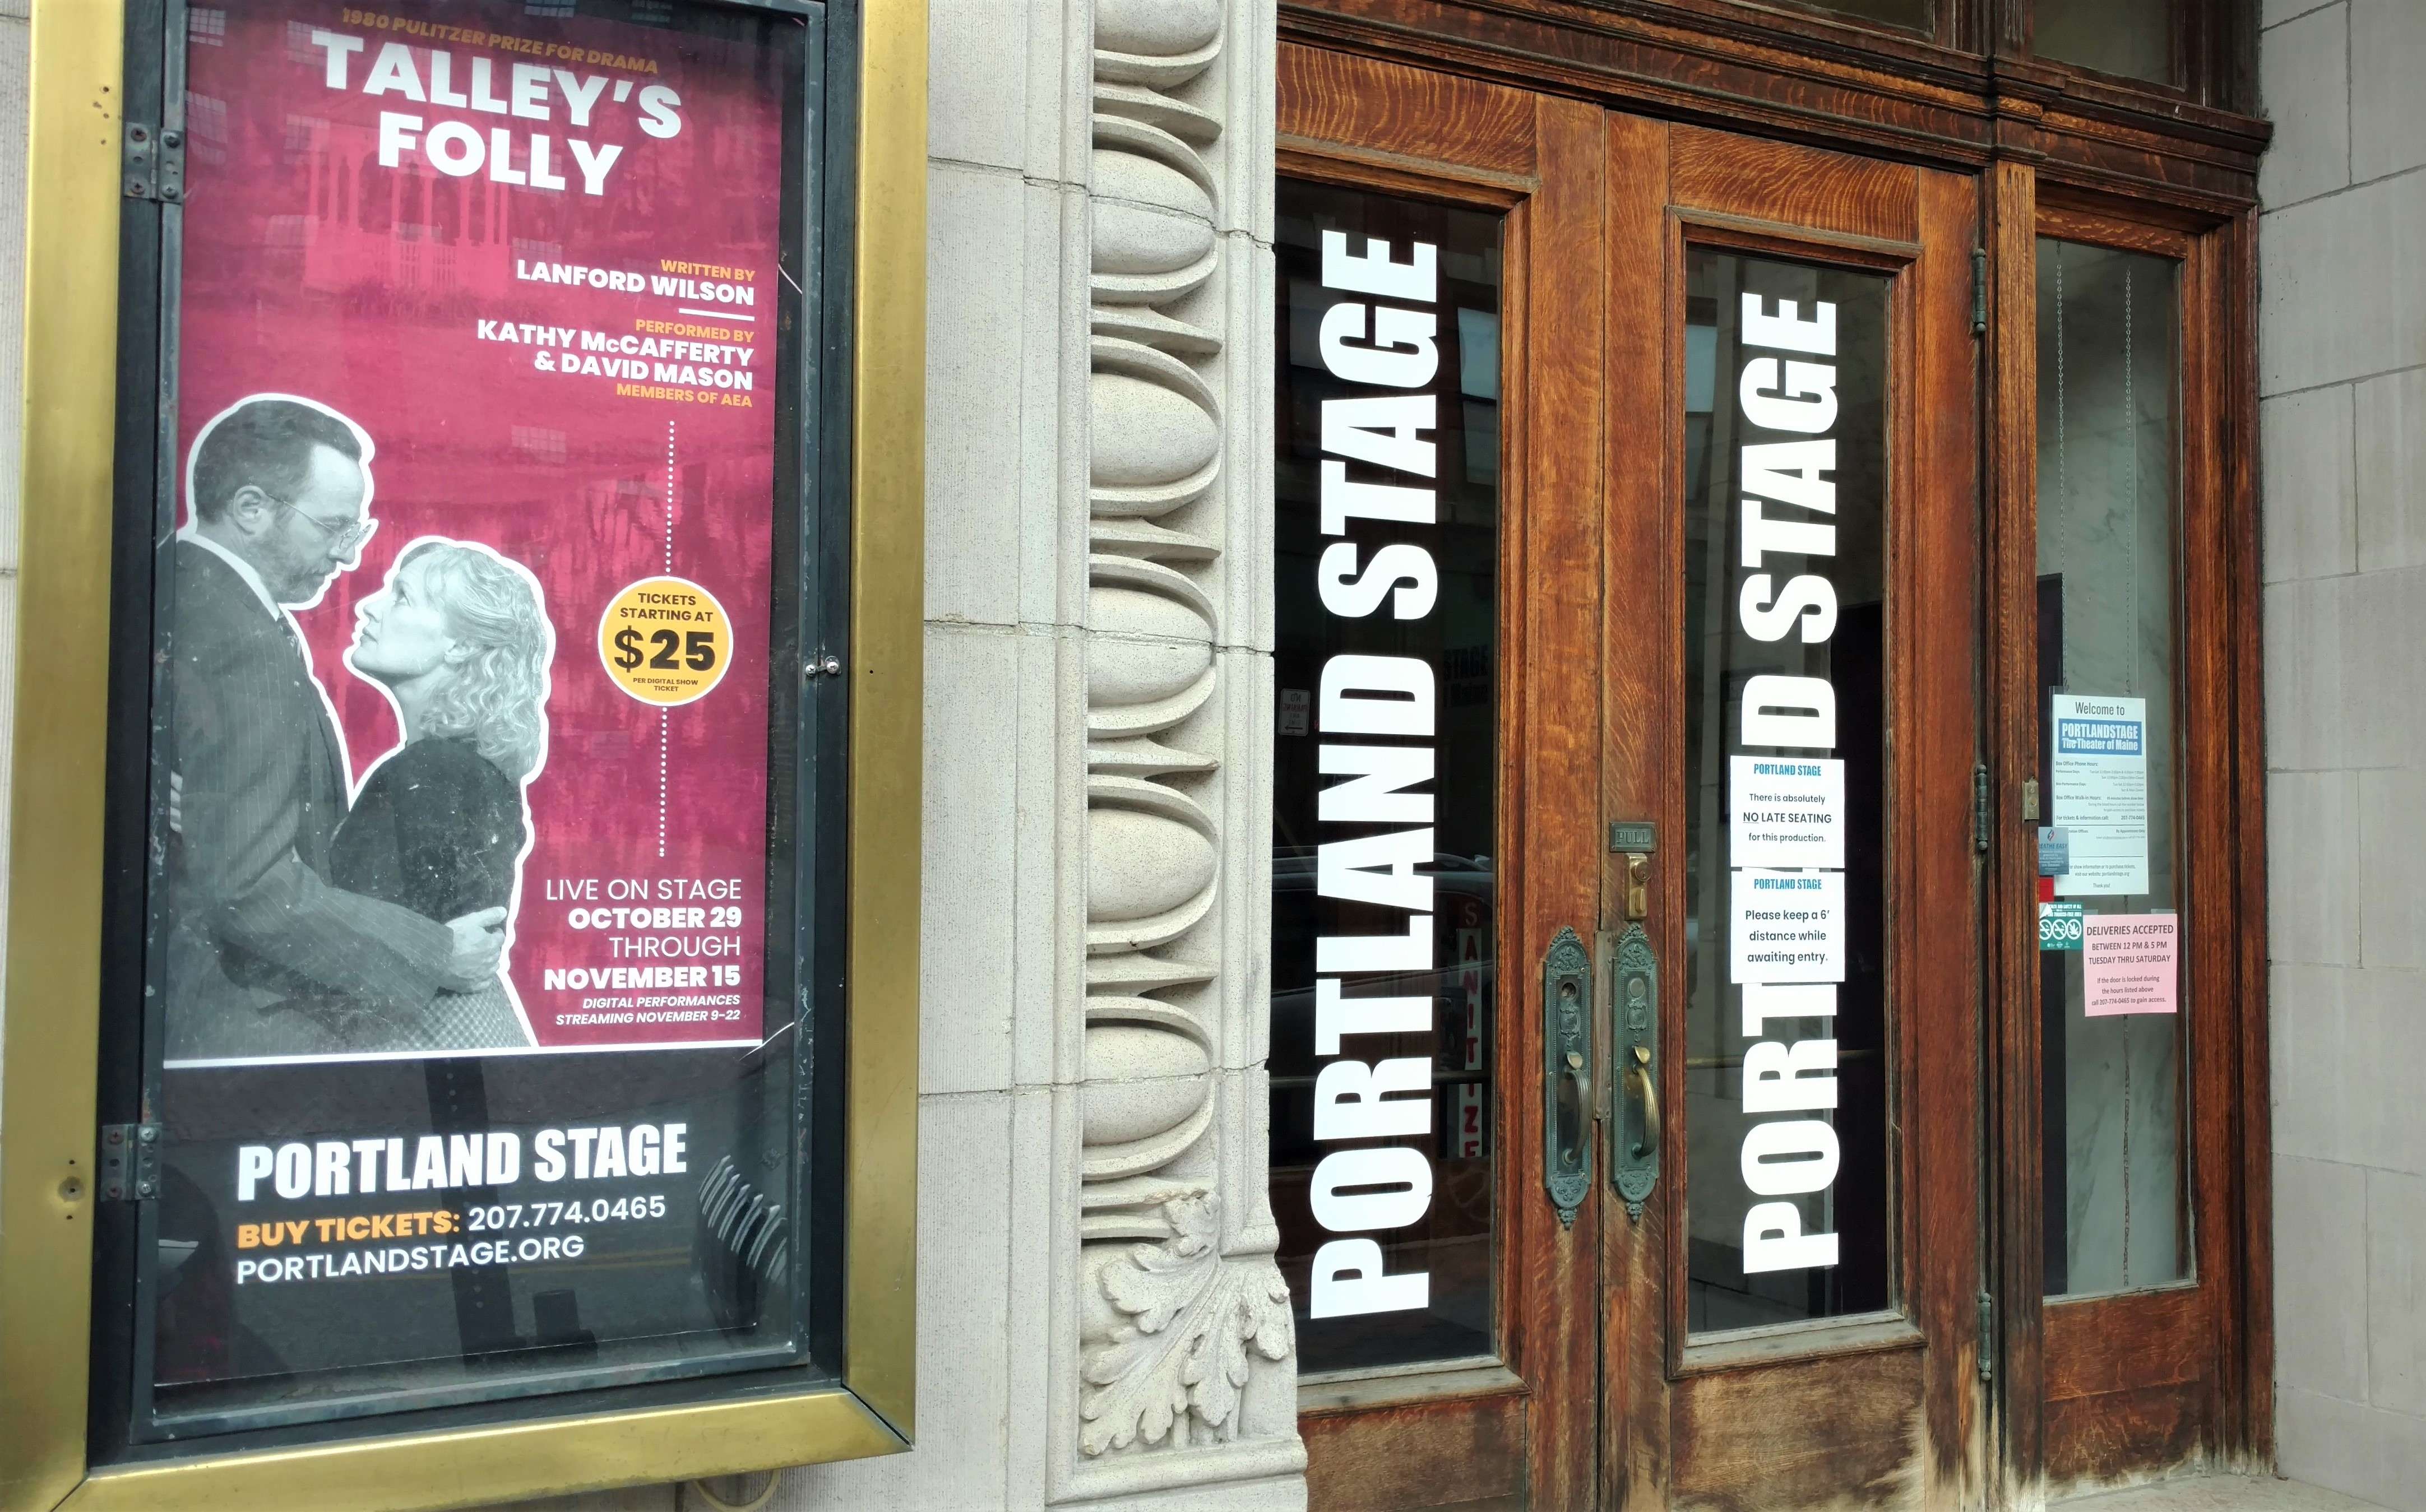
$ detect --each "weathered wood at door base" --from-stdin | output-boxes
[1672,1346,1925,1512]
[1302,1392,1529,1511]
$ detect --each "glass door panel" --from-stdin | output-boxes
[2035,0,2179,87]
[1680,250,1895,1333]
[2034,238,2189,1300]
[1270,179,1507,1375]
[1779,0,1932,32]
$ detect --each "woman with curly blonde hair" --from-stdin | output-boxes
[286,539,553,1053]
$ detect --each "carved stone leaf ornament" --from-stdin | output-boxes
[1079,1195,1295,1455]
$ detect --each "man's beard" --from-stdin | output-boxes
[265,536,337,605]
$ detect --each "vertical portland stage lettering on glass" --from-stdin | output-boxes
[1272,183,1502,1373]
[1305,226,1445,1323]
[1725,291,1848,1276]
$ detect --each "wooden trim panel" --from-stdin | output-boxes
[1277,44,1539,178]
[1985,154,2045,1496]
[1300,1391,1529,1512]
[1281,0,2268,214]
[1670,124,1920,244]
[2045,1291,2210,1400]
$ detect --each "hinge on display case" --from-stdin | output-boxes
[99,1122,164,1202]
[1971,248,1988,336]
[1978,1290,1996,1381]
[122,120,186,203]
[1973,763,1991,854]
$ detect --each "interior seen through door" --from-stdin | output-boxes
[1682,249,1893,1334]
[2035,236,2188,1298]
[1269,179,1505,1375]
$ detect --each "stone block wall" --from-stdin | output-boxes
[2259,1,2426,1505]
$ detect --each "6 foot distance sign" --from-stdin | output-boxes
[599,576,734,705]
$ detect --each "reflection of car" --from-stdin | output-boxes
[1267,846,1498,1089]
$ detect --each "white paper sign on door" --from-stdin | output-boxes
[1731,757,1845,870]
[2050,693,2149,898]
[1730,869,1846,985]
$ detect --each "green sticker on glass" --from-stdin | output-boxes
[2039,901,2086,952]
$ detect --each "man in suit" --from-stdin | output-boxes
[165,395,505,1061]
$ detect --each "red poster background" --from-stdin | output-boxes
[179,2,791,1049]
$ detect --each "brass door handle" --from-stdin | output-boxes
[1542,927,1592,1230]
[1608,922,1661,1221]
[1627,1043,1660,1160]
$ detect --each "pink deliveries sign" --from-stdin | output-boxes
[177,2,790,1055]
[2081,914,2180,1017]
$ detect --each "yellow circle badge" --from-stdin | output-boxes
[598,576,734,706]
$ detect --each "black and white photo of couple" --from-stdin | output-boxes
[164,395,554,1063]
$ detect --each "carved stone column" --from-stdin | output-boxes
[1054,0,1300,1502]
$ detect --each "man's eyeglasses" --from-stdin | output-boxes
[272,497,377,556]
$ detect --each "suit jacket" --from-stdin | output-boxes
[163,539,456,1060]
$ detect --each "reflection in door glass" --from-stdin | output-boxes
[1785,0,1932,34]
[1271,180,1503,1374]
[2036,239,2188,1297]
[2036,0,2176,87]
[1683,249,1892,1334]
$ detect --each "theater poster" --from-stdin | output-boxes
[133,0,817,1416]
[166,1,790,1067]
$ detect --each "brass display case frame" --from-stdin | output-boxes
[0,1,925,1506]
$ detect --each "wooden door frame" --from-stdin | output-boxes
[1983,166,2271,1501]
[1277,46,1610,1512]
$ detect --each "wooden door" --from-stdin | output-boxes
[1276,48,1612,1512]
[1278,49,1989,1512]
[1985,176,2272,1500]
[1598,122,1989,1510]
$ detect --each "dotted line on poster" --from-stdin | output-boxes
[661,418,674,859]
